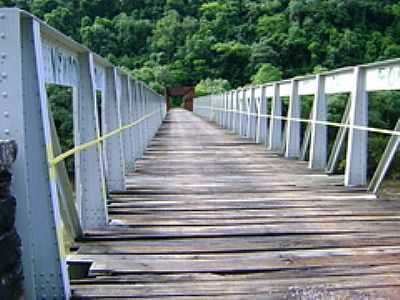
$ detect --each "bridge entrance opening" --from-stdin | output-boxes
[166,86,195,111]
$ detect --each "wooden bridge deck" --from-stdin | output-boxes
[71,109,400,299]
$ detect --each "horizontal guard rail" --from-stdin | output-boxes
[0,8,167,298]
[196,106,400,136]
[49,110,160,167]
[194,59,400,196]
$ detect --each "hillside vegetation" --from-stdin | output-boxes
[1,0,400,88]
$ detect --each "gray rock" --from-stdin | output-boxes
[0,141,17,172]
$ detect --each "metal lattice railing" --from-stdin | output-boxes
[0,8,167,298]
[194,61,400,194]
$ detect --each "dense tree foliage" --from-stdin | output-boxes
[195,78,231,96]
[2,0,400,89]
[1,0,400,179]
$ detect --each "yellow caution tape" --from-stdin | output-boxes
[48,110,159,167]
[196,106,400,137]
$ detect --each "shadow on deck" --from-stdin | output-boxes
[70,109,400,299]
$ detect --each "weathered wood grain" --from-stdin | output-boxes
[70,109,400,299]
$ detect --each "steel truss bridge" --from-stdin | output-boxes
[1,8,400,299]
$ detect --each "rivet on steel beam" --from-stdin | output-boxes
[1,53,6,59]
[0,13,5,19]
[4,112,9,118]
[2,92,7,98]
[4,129,10,135]
[1,72,7,79]
[0,33,5,39]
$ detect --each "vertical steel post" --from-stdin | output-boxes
[240,90,247,137]
[136,82,145,158]
[249,88,257,140]
[309,74,327,169]
[127,78,137,171]
[0,9,69,298]
[345,67,368,186]
[133,80,141,159]
[286,79,301,158]
[258,86,269,146]
[144,88,150,147]
[234,90,240,134]
[219,94,223,126]
[269,84,282,151]
[243,92,250,137]
[75,52,108,229]
[225,92,229,129]
[227,92,231,130]
[246,89,252,138]
[229,91,234,131]
[119,75,134,173]
[103,68,126,191]
[217,94,222,126]
[141,84,147,154]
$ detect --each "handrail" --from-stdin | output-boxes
[48,110,160,167]
[196,106,400,136]
[194,58,400,194]
[0,8,167,298]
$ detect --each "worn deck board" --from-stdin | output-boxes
[70,109,400,299]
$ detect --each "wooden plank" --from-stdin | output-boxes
[69,109,400,299]
[76,234,400,255]
[72,274,400,298]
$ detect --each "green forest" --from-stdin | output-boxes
[1,0,400,182]
[3,0,400,90]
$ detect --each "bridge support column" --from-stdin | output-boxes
[269,84,282,151]
[233,91,240,134]
[215,96,219,125]
[103,68,126,191]
[248,88,257,140]
[245,89,251,138]
[134,83,143,158]
[241,91,248,137]
[212,94,217,123]
[144,85,150,152]
[229,92,234,131]
[257,87,269,146]
[225,92,230,129]
[238,91,244,136]
[119,75,135,173]
[345,67,368,186]
[286,80,301,158]
[75,52,108,229]
[309,75,327,169]
[141,86,147,152]
[227,92,232,130]
[132,81,141,160]
[220,94,224,127]
[221,93,226,128]
[0,10,69,298]
[128,79,138,168]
